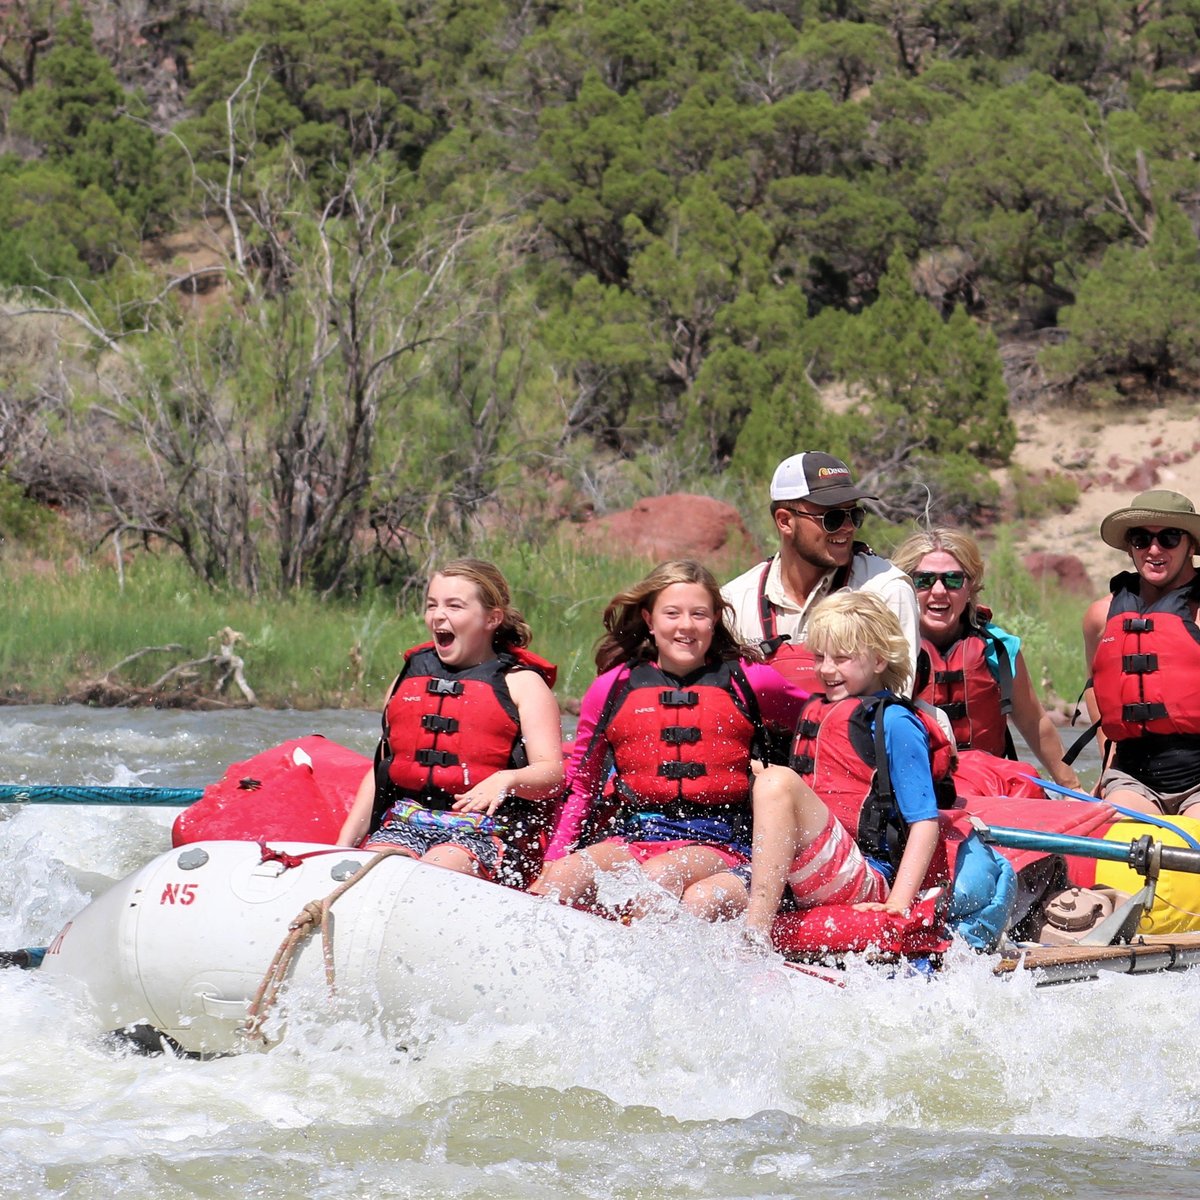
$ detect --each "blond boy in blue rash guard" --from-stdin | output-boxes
[744,592,947,937]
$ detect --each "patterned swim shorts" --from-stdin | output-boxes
[366,801,503,879]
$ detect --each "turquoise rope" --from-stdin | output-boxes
[0,784,203,807]
[1028,775,1200,852]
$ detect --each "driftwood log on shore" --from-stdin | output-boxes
[67,628,257,709]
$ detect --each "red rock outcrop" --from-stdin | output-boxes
[574,493,762,572]
[1022,552,1093,595]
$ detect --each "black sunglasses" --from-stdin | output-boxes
[784,505,867,532]
[911,570,969,592]
[1126,527,1185,551]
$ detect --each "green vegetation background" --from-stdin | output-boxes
[1,0,1183,709]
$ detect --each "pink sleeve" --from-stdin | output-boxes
[543,665,627,860]
[741,659,809,734]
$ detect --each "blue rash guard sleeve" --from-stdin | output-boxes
[879,702,940,826]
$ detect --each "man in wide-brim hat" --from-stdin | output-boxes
[1083,489,1200,816]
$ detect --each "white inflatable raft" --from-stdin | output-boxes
[39,840,669,1056]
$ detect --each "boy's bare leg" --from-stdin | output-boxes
[744,766,830,935]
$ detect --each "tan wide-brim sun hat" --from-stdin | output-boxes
[1099,489,1200,551]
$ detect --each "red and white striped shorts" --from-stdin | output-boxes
[786,814,888,908]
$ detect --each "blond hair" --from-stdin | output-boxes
[594,559,744,673]
[805,592,911,693]
[432,559,532,650]
[891,527,984,625]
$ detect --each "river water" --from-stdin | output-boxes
[0,706,1195,1199]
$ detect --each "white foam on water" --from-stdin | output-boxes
[1,707,1197,1199]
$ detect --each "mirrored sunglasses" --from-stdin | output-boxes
[1126,527,1185,551]
[785,505,867,532]
[911,570,968,592]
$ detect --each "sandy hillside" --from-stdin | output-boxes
[1005,399,1200,594]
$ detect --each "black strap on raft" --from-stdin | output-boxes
[1062,717,1100,767]
[0,948,45,970]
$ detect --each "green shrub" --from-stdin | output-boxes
[1009,467,1081,520]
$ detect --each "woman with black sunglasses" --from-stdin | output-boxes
[892,528,1080,788]
[1083,489,1200,816]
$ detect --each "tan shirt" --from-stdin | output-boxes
[722,552,921,696]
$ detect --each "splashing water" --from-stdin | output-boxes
[0,706,1196,1199]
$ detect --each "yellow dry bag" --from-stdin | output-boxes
[1094,817,1200,935]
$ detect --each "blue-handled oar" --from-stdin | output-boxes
[982,823,1200,876]
[0,784,204,807]
[1022,775,1200,852]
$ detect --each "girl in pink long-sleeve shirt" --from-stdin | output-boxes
[530,559,813,922]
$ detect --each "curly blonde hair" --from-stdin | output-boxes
[805,592,911,694]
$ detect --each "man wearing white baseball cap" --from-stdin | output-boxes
[1083,488,1200,815]
[722,452,920,694]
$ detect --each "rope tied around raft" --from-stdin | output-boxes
[242,846,409,1044]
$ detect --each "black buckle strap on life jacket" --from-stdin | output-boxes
[426,677,464,696]
[1122,653,1159,674]
[421,714,459,734]
[939,700,968,721]
[757,634,789,658]
[415,748,458,767]
[791,753,815,775]
[660,689,699,707]
[1123,616,1154,633]
[661,725,701,744]
[859,700,899,864]
[1123,701,1169,724]
[795,718,822,739]
[658,761,706,780]
[933,669,965,685]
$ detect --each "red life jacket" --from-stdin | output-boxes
[372,643,556,829]
[914,610,1013,756]
[753,549,864,692]
[600,660,760,811]
[1091,572,1200,743]
[789,693,955,869]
